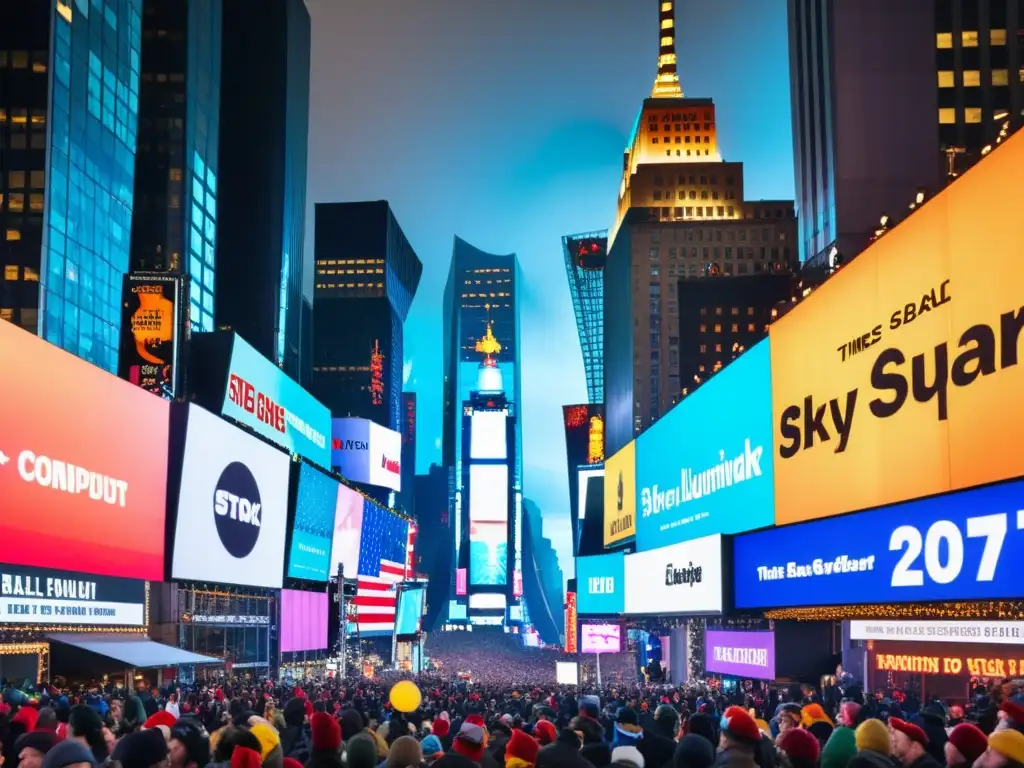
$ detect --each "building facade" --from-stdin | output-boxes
[1,0,143,372]
[788,0,942,269]
[215,0,310,381]
[562,231,607,404]
[311,201,422,432]
[604,1,798,456]
[130,0,221,334]
[401,391,417,517]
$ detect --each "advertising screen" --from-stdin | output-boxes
[280,589,328,652]
[563,404,606,466]
[769,130,1024,524]
[469,464,509,586]
[565,591,578,652]
[396,585,425,635]
[604,442,636,546]
[468,593,506,610]
[576,552,625,614]
[556,661,579,685]
[582,623,622,653]
[0,564,146,626]
[172,405,290,589]
[470,410,508,460]
[636,339,774,551]
[288,464,338,581]
[118,272,182,399]
[705,630,776,679]
[0,319,169,581]
[329,483,364,579]
[331,418,402,492]
[733,478,1024,609]
[849,620,1024,646]
[222,334,331,466]
[577,468,603,520]
[623,534,724,615]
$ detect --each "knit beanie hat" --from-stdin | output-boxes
[533,720,556,745]
[947,723,988,766]
[111,728,167,768]
[43,740,98,768]
[855,719,891,755]
[310,713,341,752]
[821,720,857,768]
[612,744,645,768]
[780,727,821,768]
[989,730,1024,765]
[420,735,443,758]
[14,730,59,757]
[384,735,422,768]
[452,722,485,763]
[505,729,540,765]
[674,734,715,768]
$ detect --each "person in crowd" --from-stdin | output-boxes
[15,730,58,768]
[168,719,210,768]
[41,739,97,768]
[779,728,821,768]
[502,729,538,768]
[944,723,987,768]
[801,705,834,751]
[450,721,490,766]
[385,735,423,768]
[911,706,947,766]
[847,720,894,768]
[675,733,716,768]
[111,729,169,768]
[888,718,939,768]
[340,734,378,768]
[998,701,1024,736]
[421,734,444,763]
[165,698,180,722]
[977,730,1024,768]
[775,706,802,744]
[276,701,309,766]
[68,705,109,766]
[531,722,555,749]
[635,705,676,768]
[611,709,643,751]
[821,702,861,768]
[717,707,764,768]
[306,713,342,768]
[534,729,590,768]
[610,743,644,767]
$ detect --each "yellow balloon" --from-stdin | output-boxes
[389,680,422,713]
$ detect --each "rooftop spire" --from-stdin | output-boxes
[651,1,683,98]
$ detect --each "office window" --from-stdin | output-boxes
[4,266,19,281]
[992,69,1009,86]
[990,29,1007,45]
[962,31,979,47]
[963,70,981,86]
[938,108,956,124]
[938,71,955,87]
[936,32,953,48]
[965,108,982,123]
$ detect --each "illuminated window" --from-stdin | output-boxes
[713,324,721,333]
[962,31,978,47]
[991,29,1007,45]
[661,1,672,10]
[8,171,25,189]
[938,108,956,124]
[4,266,18,281]
[992,69,1009,86]
[965,108,982,123]
[23,267,38,282]
[661,18,674,29]
[0,309,12,321]
[938,71,955,88]
[660,36,672,47]
[29,193,43,212]
[963,70,981,86]
[29,171,44,189]
[11,51,28,68]
[936,32,953,48]
[8,194,24,212]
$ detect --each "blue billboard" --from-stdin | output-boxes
[576,552,625,614]
[288,463,338,581]
[396,585,425,635]
[635,338,775,552]
[222,334,331,466]
[733,478,1024,610]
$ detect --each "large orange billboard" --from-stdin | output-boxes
[770,129,1024,524]
[0,320,170,580]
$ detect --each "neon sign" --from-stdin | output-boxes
[370,340,384,406]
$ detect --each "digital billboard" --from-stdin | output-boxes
[0,564,146,627]
[577,468,603,520]
[565,592,578,653]
[623,534,724,615]
[603,442,636,546]
[172,405,290,589]
[582,623,621,653]
[769,130,1024,524]
[222,334,331,466]
[329,483,364,579]
[563,404,605,466]
[0,319,169,581]
[576,552,625,614]
[470,410,508,460]
[635,339,774,551]
[330,418,402,492]
[469,464,509,586]
[733,477,1024,610]
[280,589,328,652]
[705,630,776,679]
[396,585,425,635]
[118,272,182,399]
[288,464,338,581]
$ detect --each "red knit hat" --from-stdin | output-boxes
[534,720,557,745]
[230,746,262,768]
[890,717,929,746]
[466,714,485,727]
[506,729,539,764]
[452,722,485,763]
[721,706,762,744]
[432,719,450,738]
[12,707,40,730]
[144,711,178,730]
[948,723,988,765]
[1002,700,1024,727]
[779,727,821,765]
[310,712,341,752]
[282,759,303,768]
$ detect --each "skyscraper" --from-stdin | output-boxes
[1,0,143,371]
[215,0,310,381]
[442,237,522,574]
[562,231,607,404]
[604,1,797,456]
[311,201,422,432]
[130,0,222,334]
[788,0,941,268]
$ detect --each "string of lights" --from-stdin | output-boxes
[765,601,1024,622]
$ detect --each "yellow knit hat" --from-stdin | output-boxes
[855,718,892,755]
[250,722,281,759]
[989,729,1024,765]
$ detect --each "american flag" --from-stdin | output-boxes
[351,500,409,636]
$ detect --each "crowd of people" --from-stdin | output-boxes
[1,660,1023,768]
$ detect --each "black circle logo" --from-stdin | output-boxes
[213,462,262,558]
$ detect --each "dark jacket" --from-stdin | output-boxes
[637,729,676,768]
[848,752,903,768]
[279,724,312,765]
[716,746,761,768]
[536,731,594,768]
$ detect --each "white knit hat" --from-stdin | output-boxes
[611,745,645,768]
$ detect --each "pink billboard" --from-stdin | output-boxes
[280,589,328,652]
[581,623,621,654]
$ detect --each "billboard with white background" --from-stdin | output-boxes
[330,418,401,492]
[470,410,508,460]
[623,534,723,615]
[849,620,1024,646]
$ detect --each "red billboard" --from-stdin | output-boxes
[0,321,169,580]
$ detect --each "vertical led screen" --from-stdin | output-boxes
[118,272,182,399]
[329,483,364,579]
[469,464,509,586]
[396,584,426,636]
[280,589,328,652]
[288,464,338,581]
[470,410,508,460]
